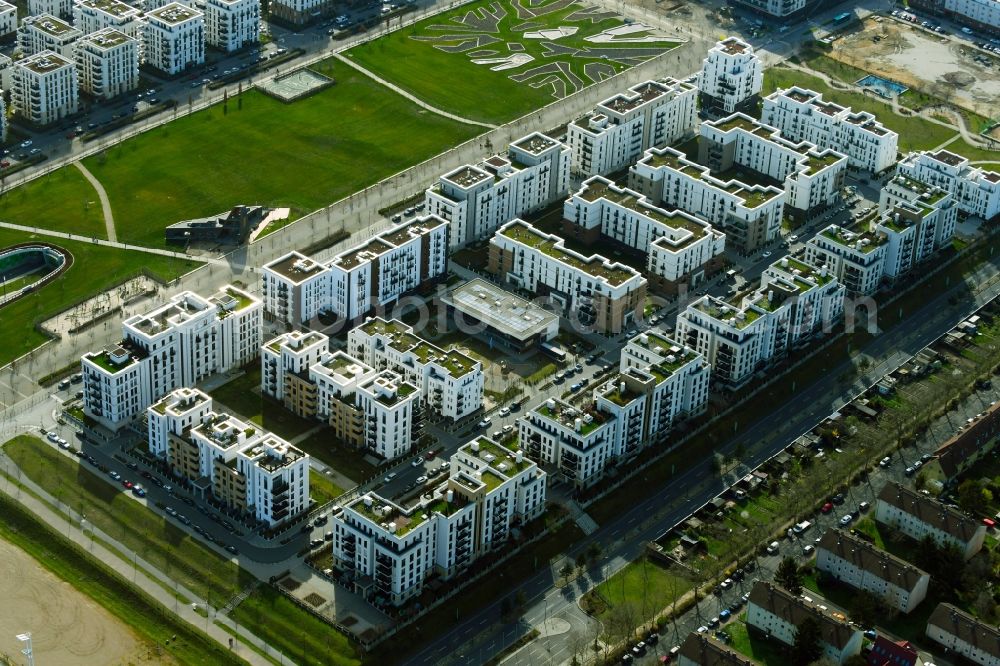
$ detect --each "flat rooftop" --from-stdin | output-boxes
[78,0,139,17]
[445,278,558,341]
[511,133,558,156]
[265,251,327,284]
[20,51,73,74]
[931,149,966,167]
[149,2,201,24]
[29,15,79,37]
[461,437,534,476]
[313,351,372,383]
[358,318,478,379]
[82,28,132,49]
[534,398,610,436]
[718,37,750,55]
[443,165,491,189]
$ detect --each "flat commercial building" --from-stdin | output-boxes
[12,51,78,125]
[896,150,1000,221]
[697,37,763,117]
[19,14,81,57]
[204,0,259,52]
[567,77,697,177]
[425,132,570,249]
[876,481,986,559]
[144,3,204,75]
[75,28,139,99]
[331,436,546,605]
[74,0,143,40]
[817,528,930,614]
[762,87,899,174]
[348,317,484,423]
[699,113,847,218]
[630,146,782,253]
[488,219,647,334]
[82,285,261,431]
[926,603,1000,666]
[440,278,559,352]
[562,176,727,293]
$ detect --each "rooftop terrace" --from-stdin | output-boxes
[511,133,558,156]
[79,0,138,17]
[534,398,609,436]
[265,252,326,283]
[149,3,201,24]
[21,51,72,74]
[83,28,132,48]
[462,437,533,476]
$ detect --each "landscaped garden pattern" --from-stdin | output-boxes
[348,0,682,124]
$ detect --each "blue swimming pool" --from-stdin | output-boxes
[856,74,908,98]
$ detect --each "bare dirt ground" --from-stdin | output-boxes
[829,17,1000,118]
[0,538,168,666]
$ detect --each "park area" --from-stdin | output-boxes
[347,0,682,124]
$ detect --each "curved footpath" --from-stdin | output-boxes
[73,161,117,243]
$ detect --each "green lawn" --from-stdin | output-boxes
[13,59,480,249]
[727,616,791,666]
[347,0,681,124]
[295,429,379,485]
[209,365,317,441]
[590,556,696,627]
[0,167,108,239]
[0,228,199,367]
[309,471,346,506]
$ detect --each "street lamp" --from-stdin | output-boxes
[16,633,33,666]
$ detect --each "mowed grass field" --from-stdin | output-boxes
[347,0,681,124]
[0,228,199,367]
[0,167,108,240]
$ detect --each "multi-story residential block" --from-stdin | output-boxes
[762,87,899,174]
[804,222,888,295]
[82,285,261,431]
[562,176,726,293]
[260,329,329,402]
[867,637,919,666]
[488,219,647,334]
[747,581,863,664]
[28,0,71,20]
[926,603,1000,666]
[876,481,986,559]
[74,0,143,40]
[425,132,570,249]
[348,317,484,423]
[75,29,139,99]
[12,51,78,125]
[617,330,710,422]
[268,0,331,26]
[925,398,1000,483]
[630,146,783,253]
[0,53,13,90]
[326,216,448,322]
[911,0,1000,35]
[896,150,1000,221]
[331,436,546,605]
[147,392,310,526]
[0,1,17,39]
[309,351,375,439]
[875,176,956,278]
[676,257,844,387]
[816,528,930,614]
[355,370,421,460]
[699,114,847,218]
[144,3,204,75]
[204,0,259,52]
[19,14,81,57]
[519,397,619,487]
[567,77,697,177]
[260,251,328,325]
[678,634,754,666]
[697,37,763,117]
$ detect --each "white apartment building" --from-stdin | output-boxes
[75,29,139,99]
[19,14,81,57]
[425,132,570,248]
[268,0,331,26]
[260,329,329,401]
[567,77,697,177]
[699,114,848,217]
[0,54,15,91]
[488,219,647,335]
[74,0,143,40]
[28,0,71,19]
[926,603,1000,666]
[355,370,420,460]
[697,37,763,117]
[876,177,957,278]
[204,0,259,52]
[897,149,1000,220]
[630,146,784,253]
[913,0,1000,34]
[12,51,78,125]
[876,481,986,559]
[804,222,888,295]
[817,528,931,614]
[237,434,310,527]
[676,257,844,387]
[308,350,375,421]
[348,317,484,422]
[762,87,899,174]
[326,216,448,322]
[82,285,261,431]
[144,3,204,75]
[260,251,329,325]
[332,437,546,605]
[519,397,619,487]
[562,176,726,293]
[147,387,213,459]
[747,581,863,664]
[0,96,6,143]
[0,1,17,39]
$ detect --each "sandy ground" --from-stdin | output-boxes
[829,18,1000,118]
[0,538,160,666]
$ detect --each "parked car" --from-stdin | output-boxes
[879,456,891,467]
[839,514,854,526]
[766,541,780,555]
[411,457,424,467]
[498,407,510,417]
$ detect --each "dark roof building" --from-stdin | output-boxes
[875,481,986,559]
[926,603,1000,666]
[678,633,754,666]
[165,205,270,244]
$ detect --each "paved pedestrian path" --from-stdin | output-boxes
[73,161,117,243]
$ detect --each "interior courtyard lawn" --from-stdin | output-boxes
[347,0,682,125]
[11,59,481,249]
[0,228,200,367]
